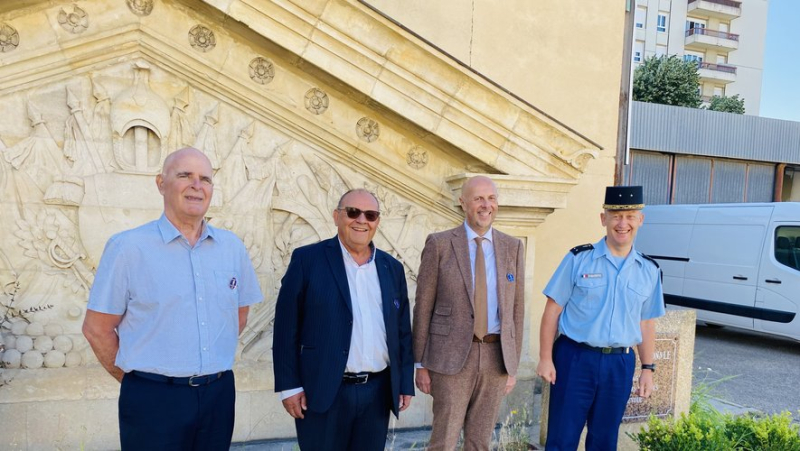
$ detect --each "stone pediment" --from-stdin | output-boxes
[0,0,598,369]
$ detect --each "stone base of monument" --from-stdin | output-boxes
[538,309,696,450]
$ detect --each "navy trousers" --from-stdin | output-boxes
[296,369,392,451]
[545,336,635,451]
[119,370,235,451]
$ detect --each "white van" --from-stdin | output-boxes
[635,202,800,341]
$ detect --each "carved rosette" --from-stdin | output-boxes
[304,88,329,115]
[356,117,380,143]
[406,146,428,169]
[57,5,89,34]
[0,23,20,52]
[188,25,216,52]
[126,0,154,16]
[248,57,275,85]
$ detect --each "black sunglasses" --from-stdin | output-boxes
[338,207,380,222]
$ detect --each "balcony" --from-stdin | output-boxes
[697,61,737,84]
[685,28,739,52]
[688,0,741,20]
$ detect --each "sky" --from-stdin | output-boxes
[758,0,800,122]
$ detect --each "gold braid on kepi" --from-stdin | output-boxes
[603,186,644,210]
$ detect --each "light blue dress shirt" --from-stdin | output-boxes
[543,237,665,348]
[88,214,263,377]
[464,222,500,334]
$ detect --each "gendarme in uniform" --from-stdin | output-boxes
[538,185,665,451]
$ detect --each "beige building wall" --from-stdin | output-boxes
[365,0,626,368]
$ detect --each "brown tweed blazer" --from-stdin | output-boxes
[413,225,525,376]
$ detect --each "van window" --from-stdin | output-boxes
[775,226,800,271]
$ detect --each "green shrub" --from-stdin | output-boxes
[629,411,800,451]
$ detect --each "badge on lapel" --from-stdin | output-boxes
[506,273,515,282]
[229,277,238,290]
[393,298,400,309]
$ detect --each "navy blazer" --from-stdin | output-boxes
[273,237,415,415]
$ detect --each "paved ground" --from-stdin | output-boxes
[693,323,800,416]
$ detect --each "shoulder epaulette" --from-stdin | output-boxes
[639,252,660,269]
[570,244,594,255]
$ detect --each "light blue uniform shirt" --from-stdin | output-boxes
[88,214,263,377]
[543,237,665,348]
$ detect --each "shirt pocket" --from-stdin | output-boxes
[214,270,240,310]
[575,277,607,304]
[626,282,650,305]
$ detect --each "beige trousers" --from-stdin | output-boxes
[427,341,508,451]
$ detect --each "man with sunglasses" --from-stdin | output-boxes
[273,188,415,451]
[413,176,525,450]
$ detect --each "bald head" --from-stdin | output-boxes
[157,147,214,228]
[162,147,211,177]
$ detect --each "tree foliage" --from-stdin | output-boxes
[706,94,746,114]
[633,55,702,108]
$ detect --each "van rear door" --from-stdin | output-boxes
[755,222,800,341]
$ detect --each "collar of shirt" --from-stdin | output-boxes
[595,237,645,268]
[337,237,376,266]
[463,221,494,243]
[157,214,215,245]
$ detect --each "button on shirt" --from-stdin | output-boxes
[543,237,665,348]
[87,214,263,377]
[465,223,500,335]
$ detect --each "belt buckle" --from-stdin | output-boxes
[188,375,202,387]
[356,374,369,385]
[601,347,612,354]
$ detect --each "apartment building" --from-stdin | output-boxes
[633,0,768,114]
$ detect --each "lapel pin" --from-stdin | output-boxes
[229,277,238,290]
[393,299,400,309]
[506,273,514,282]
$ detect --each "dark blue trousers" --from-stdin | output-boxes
[296,369,392,451]
[546,337,635,451]
[119,370,235,451]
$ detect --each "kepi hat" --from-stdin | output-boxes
[603,186,644,210]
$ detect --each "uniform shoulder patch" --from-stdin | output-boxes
[570,243,594,255]
[639,252,660,269]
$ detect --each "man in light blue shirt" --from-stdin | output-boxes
[536,186,665,450]
[83,147,263,450]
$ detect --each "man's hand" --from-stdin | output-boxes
[415,367,431,394]
[282,391,307,419]
[536,358,556,385]
[638,370,655,398]
[504,375,517,395]
[399,394,413,412]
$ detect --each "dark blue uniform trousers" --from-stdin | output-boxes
[296,368,392,451]
[119,370,235,451]
[546,336,635,451]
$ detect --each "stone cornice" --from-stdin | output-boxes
[202,0,601,179]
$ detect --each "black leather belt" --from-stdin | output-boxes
[342,368,387,385]
[563,336,631,354]
[131,370,228,386]
[473,334,500,343]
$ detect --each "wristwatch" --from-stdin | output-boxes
[641,363,656,372]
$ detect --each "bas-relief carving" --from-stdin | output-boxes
[127,0,154,16]
[188,25,216,53]
[57,5,89,34]
[249,57,276,85]
[0,23,20,52]
[0,59,448,373]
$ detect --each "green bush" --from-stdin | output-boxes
[629,411,800,451]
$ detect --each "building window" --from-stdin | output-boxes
[634,51,642,62]
[635,6,646,29]
[686,19,706,31]
[657,14,667,32]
